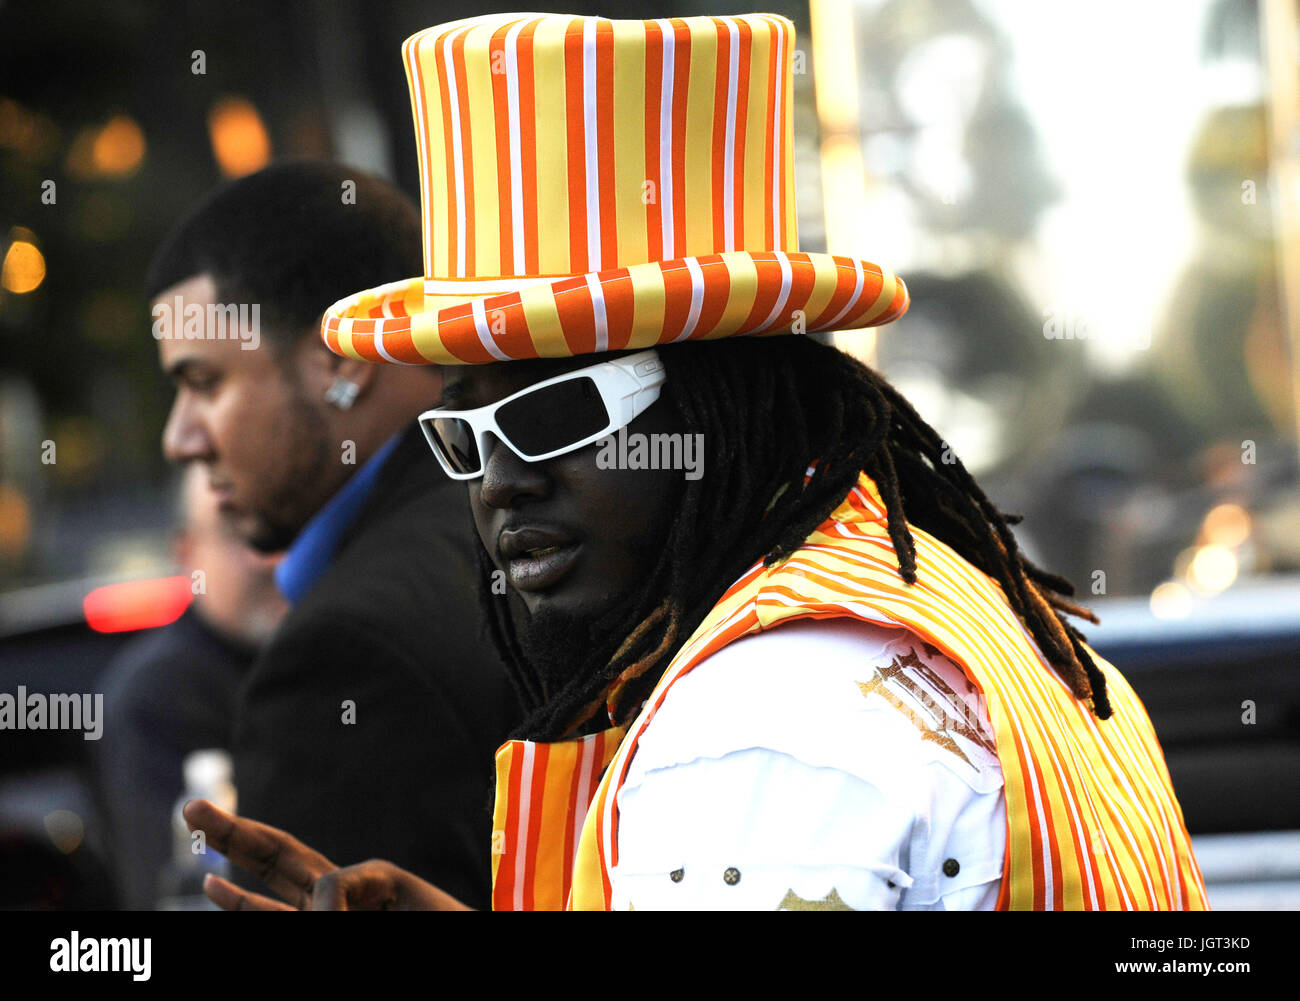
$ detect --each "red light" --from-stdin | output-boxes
[83,576,192,634]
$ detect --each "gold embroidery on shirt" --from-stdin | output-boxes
[777,887,856,911]
[856,648,996,770]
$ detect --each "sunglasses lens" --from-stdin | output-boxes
[496,376,611,457]
[425,416,482,474]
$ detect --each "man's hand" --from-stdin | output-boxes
[182,799,473,911]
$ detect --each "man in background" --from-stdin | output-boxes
[145,161,520,910]
[92,464,286,909]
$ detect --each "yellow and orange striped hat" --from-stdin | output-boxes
[322,11,908,366]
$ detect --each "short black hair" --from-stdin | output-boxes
[146,160,422,350]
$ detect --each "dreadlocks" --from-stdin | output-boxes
[479,334,1112,741]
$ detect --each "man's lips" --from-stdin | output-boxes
[497,527,580,592]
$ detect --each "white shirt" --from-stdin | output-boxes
[610,618,1007,910]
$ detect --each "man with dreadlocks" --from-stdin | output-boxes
[183,12,1207,910]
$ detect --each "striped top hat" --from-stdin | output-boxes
[322,11,909,366]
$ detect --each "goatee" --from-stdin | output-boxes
[517,599,630,703]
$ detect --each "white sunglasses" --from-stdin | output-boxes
[418,349,666,480]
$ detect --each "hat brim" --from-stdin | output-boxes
[322,251,908,365]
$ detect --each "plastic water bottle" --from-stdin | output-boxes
[156,749,237,910]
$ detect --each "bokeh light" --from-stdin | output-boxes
[208,97,272,178]
[1202,502,1252,548]
[1,228,45,294]
[65,114,145,179]
[0,97,59,160]
[43,810,85,855]
[1150,580,1194,619]
[91,115,145,176]
[0,482,32,559]
[1188,544,1239,592]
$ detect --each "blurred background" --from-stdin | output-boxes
[0,0,1296,908]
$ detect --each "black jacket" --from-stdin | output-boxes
[93,607,258,909]
[232,423,521,909]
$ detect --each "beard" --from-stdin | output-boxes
[241,508,305,554]
[515,592,639,704]
[240,499,310,553]
[240,382,338,554]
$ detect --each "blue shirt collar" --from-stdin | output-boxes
[274,432,403,604]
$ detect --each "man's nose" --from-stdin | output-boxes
[161,396,212,465]
[477,432,549,509]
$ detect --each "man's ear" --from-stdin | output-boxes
[295,330,379,404]
[329,354,380,401]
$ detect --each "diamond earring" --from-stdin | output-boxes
[324,377,360,410]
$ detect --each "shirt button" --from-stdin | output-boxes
[669,868,684,883]
[943,858,960,877]
[723,867,741,886]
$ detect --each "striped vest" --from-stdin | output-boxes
[492,472,1209,910]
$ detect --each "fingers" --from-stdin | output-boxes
[183,799,337,909]
[203,873,297,912]
[183,803,468,912]
[310,861,402,911]
[308,860,469,910]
